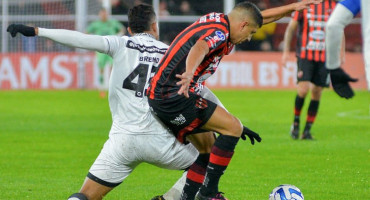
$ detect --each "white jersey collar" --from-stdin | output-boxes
[134,33,156,39]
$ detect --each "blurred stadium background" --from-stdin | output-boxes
[0,0,367,90]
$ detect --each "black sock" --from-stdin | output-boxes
[294,95,305,127]
[305,100,320,132]
[180,153,209,200]
[199,135,239,196]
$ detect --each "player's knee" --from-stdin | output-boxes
[297,86,309,97]
[311,87,323,100]
[68,193,89,200]
[228,115,243,137]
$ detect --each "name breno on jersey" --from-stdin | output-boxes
[139,56,160,63]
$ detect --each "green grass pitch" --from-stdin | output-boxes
[0,90,369,200]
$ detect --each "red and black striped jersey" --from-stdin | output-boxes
[293,0,337,62]
[148,13,234,100]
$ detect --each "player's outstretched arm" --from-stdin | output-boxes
[7,24,108,53]
[261,0,322,24]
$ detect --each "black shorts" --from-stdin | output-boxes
[297,58,330,87]
[148,93,217,143]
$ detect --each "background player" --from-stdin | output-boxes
[147,1,322,199]
[281,0,338,140]
[87,8,125,98]
[7,4,226,200]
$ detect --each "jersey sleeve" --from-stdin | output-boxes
[38,28,109,53]
[102,35,128,57]
[200,28,228,51]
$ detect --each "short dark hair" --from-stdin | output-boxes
[128,4,156,33]
[235,1,263,27]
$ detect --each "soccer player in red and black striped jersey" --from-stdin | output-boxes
[282,0,338,140]
[148,1,322,199]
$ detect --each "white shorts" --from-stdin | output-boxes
[88,132,199,187]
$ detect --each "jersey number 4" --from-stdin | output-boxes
[122,63,153,97]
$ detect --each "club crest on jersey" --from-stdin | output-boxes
[195,97,208,109]
[215,31,225,41]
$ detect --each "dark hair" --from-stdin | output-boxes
[235,1,263,27]
[128,4,156,33]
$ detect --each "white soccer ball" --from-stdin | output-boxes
[269,184,304,200]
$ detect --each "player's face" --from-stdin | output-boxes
[232,20,259,45]
[99,10,108,21]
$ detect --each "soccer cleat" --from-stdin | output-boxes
[290,123,299,140]
[301,131,313,140]
[195,191,228,200]
[151,195,165,200]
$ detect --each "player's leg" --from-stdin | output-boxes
[136,132,199,200]
[192,105,244,199]
[291,58,312,139]
[160,88,224,200]
[361,0,370,90]
[300,84,322,140]
[68,177,113,200]
[302,61,328,139]
[148,94,260,199]
[178,132,215,200]
[155,171,187,200]
[160,171,188,200]
[68,134,137,200]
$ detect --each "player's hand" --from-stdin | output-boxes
[241,126,262,145]
[294,0,322,11]
[176,72,193,98]
[281,52,289,68]
[329,68,358,99]
[7,24,36,37]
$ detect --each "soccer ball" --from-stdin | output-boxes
[269,184,304,200]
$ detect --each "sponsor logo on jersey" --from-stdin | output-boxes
[308,20,327,28]
[306,41,326,50]
[215,31,225,41]
[309,30,325,40]
[170,114,186,126]
[126,40,167,54]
